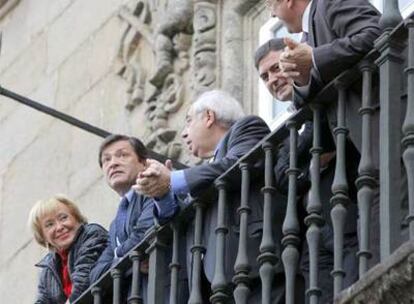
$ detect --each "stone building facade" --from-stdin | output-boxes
[0,0,270,302]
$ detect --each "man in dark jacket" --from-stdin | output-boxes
[255,37,360,303]
[90,135,178,283]
[273,120,360,304]
[134,90,279,302]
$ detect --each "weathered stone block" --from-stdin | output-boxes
[0,35,53,125]
[46,0,73,24]
[0,240,44,303]
[0,33,48,96]
[47,0,128,74]
[55,15,124,110]
[74,178,118,230]
[0,120,71,264]
[0,2,31,74]
[336,241,414,304]
[66,132,102,197]
[0,95,18,125]
[0,72,58,172]
[68,73,130,135]
[0,172,3,250]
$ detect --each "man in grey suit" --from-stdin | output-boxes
[255,37,359,303]
[134,89,296,302]
[267,0,384,266]
[266,0,381,155]
[267,0,381,87]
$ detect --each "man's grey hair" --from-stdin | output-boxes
[254,38,285,70]
[192,89,245,128]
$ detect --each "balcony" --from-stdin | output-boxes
[69,7,414,303]
[1,1,413,303]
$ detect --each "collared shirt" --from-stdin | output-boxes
[154,135,227,220]
[123,188,135,204]
[155,137,226,221]
[296,0,321,91]
[170,136,225,196]
[170,170,189,196]
[302,0,312,37]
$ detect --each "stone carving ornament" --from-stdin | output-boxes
[116,0,194,160]
[192,1,217,95]
[116,0,218,161]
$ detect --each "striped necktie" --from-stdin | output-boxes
[115,195,129,243]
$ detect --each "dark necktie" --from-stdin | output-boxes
[115,196,129,243]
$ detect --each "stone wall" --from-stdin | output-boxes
[0,0,269,302]
[0,1,129,302]
[336,241,414,304]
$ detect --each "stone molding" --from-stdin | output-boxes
[336,241,414,304]
[219,0,269,111]
[116,0,193,160]
[115,0,268,160]
[0,0,20,20]
[192,0,218,96]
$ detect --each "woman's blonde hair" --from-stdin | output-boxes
[28,194,87,248]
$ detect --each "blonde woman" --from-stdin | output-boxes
[29,195,108,303]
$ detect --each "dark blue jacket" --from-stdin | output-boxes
[34,223,108,304]
[90,191,155,283]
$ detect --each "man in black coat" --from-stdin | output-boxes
[267,0,381,93]
[267,0,385,266]
[268,0,381,166]
[255,37,360,303]
[267,0,387,271]
[134,89,288,302]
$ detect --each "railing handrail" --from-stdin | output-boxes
[214,47,382,184]
[213,9,414,183]
[63,11,414,304]
[72,44,381,301]
[0,85,188,170]
[73,224,166,304]
[70,42,384,300]
[72,197,199,303]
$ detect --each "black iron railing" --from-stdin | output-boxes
[2,1,413,303]
[0,86,187,170]
[72,9,414,304]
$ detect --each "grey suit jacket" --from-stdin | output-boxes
[295,0,382,168]
[183,115,273,283]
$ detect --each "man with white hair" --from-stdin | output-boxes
[135,89,272,301]
[135,89,269,205]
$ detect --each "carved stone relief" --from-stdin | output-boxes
[192,1,218,96]
[116,0,193,160]
[116,1,153,110]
